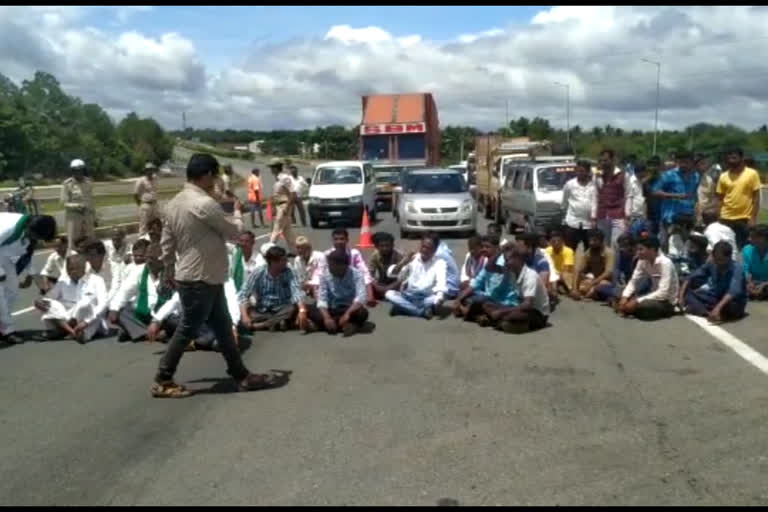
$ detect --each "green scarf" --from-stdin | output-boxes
[134,266,171,324]
[1,214,30,246]
[231,246,245,291]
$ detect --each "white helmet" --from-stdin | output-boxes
[70,159,86,169]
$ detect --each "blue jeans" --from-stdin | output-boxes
[385,289,442,317]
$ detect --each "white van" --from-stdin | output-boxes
[499,157,577,232]
[307,160,377,228]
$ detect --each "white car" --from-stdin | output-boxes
[395,168,476,239]
[307,160,377,228]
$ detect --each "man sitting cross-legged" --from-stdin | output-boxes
[368,231,407,300]
[452,235,509,322]
[571,229,615,301]
[306,249,372,337]
[742,224,768,301]
[482,245,551,334]
[616,235,679,321]
[385,235,448,319]
[680,240,747,324]
[107,243,175,342]
[34,254,108,343]
[238,245,310,333]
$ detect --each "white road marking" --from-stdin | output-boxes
[11,307,35,317]
[686,314,768,375]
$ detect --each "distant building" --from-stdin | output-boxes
[248,140,264,154]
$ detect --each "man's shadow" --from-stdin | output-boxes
[187,370,292,395]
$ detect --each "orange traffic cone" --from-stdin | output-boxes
[265,199,273,223]
[356,208,374,249]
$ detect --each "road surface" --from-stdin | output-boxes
[2,211,768,506]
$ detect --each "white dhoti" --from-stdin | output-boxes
[41,299,105,342]
[0,267,19,336]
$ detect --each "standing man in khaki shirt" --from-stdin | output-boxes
[268,158,298,253]
[134,162,160,237]
[60,159,94,253]
[153,152,290,398]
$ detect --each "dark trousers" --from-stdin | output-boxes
[633,299,675,321]
[249,201,264,227]
[118,309,179,341]
[685,288,746,320]
[719,218,750,249]
[564,225,589,251]
[292,200,307,227]
[307,304,368,331]
[463,294,490,321]
[156,281,249,382]
[483,303,548,331]
[246,304,298,330]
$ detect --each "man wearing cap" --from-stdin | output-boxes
[60,159,94,252]
[269,158,298,252]
[134,162,160,237]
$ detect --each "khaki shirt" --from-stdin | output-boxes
[60,177,93,211]
[161,182,243,284]
[273,172,295,204]
[134,176,157,203]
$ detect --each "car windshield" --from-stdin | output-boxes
[313,166,362,185]
[537,165,576,191]
[404,173,467,194]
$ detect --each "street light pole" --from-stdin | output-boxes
[554,82,570,148]
[641,58,661,156]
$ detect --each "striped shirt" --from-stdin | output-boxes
[237,266,303,312]
[317,267,366,310]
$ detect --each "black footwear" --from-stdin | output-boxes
[423,307,434,320]
[1,332,24,344]
[342,323,358,337]
[500,320,528,334]
[117,330,131,342]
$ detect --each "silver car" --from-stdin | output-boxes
[395,168,477,238]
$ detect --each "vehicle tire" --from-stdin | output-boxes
[310,216,320,229]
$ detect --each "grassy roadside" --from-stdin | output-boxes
[38,189,180,214]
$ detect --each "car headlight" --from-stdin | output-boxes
[460,200,473,212]
[405,201,418,214]
[348,195,363,203]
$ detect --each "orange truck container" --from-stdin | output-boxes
[359,93,440,206]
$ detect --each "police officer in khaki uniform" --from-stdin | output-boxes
[134,162,160,237]
[60,159,94,252]
[269,157,298,252]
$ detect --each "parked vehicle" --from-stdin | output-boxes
[307,161,377,228]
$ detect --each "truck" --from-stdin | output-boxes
[358,93,441,208]
[470,136,552,223]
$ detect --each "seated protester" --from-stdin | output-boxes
[138,217,163,245]
[39,235,70,294]
[104,227,131,269]
[516,232,556,305]
[486,223,506,246]
[593,233,645,304]
[83,239,119,305]
[427,231,461,299]
[386,236,448,319]
[616,235,679,321]
[544,229,575,295]
[702,208,737,260]
[312,228,376,306]
[107,243,174,342]
[307,249,371,337]
[453,236,516,323]
[536,231,560,285]
[368,232,405,299]
[682,232,709,278]
[742,224,768,300]
[459,235,486,290]
[666,212,696,275]
[228,230,262,293]
[291,236,325,297]
[680,241,747,324]
[33,254,108,343]
[237,245,308,332]
[482,245,550,334]
[572,229,615,301]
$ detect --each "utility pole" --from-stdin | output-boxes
[641,58,661,155]
[553,82,570,148]
[505,99,509,130]
[459,135,464,162]
[182,111,187,131]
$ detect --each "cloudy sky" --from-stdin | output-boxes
[3,5,768,132]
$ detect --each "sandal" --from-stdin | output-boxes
[236,370,291,392]
[151,380,192,398]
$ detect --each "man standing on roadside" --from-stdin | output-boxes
[716,147,762,249]
[152,152,290,398]
[134,162,160,237]
[247,168,264,227]
[268,158,298,253]
[592,148,634,249]
[61,159,94,253]
[652,151,700,247]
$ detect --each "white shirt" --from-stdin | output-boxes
[86,259,119,304]
[460,253,486,283]
[291,250,325,284]
[110,263,162,312]
[0,213,40,281]
[562,178,595,229]
[627,173,646,219]
[226,243,263,283]
[291,175,309,197]
[40,251,71,279]
[704,222,738,260]
[45,273,108,323]
[404,254,448,300]
[516,265,551,316]
[153,278,240,326]
[104,240,131,268]
[623,253,679,304]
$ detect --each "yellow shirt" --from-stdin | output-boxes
[716,167,762,220]
[545,245,574,274]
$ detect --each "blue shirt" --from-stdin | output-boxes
[653,168,700,225]
[527,251,550,274]
[688,260,747,303]
[436,242,460,295]
[317,267,367,310]
[238,266,302,313]
[613,251,635,286]
[742,244,768,282]
[470,266,519,307]
[643,174,663,225]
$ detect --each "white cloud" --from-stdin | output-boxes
[3,6,768,133]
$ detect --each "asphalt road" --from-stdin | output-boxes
[2,208,768,506]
